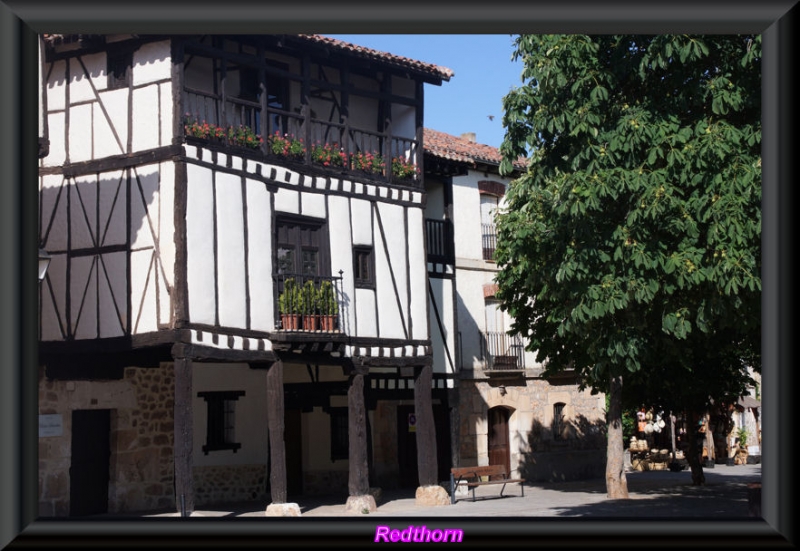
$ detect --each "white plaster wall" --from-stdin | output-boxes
[45,111,66,167]
[452,174,483,262]
[131,165,158,249]
[300,191,326,219]
[455,267,492,370]
[355,288,377,337]
[350,198,373,245]
[159,82,173,150]
[186,164,217,325]
[94,88,128,157]
[132,85,160,152]
[406,207,429,342]
[70,255,96,339]
[132,40,171,86]
[374,203,407,340]
[215,172,247,329]
[158,162,176,323]
[69,57,96,104]
[429,277,455,374]
[274,187,299,215]
[192,363,269,466]
[100,169,127,246]
[68,103,93,163]
[246,179,274,332]
[102,250,128,337]
[46,59,66,110]
[328,195,354,333]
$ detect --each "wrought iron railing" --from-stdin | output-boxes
[184,88,421,187]
[425,218,454,265]
[482,223,497,261]
[273,272,344,333]
[481,331,525,370]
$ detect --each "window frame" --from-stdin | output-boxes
[553,402,566,441]
[353,245,375,289]
[198,390,245,454]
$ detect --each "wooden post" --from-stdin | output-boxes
[348,372,370,496]
[414,364,438,487]
[267,360,287,503]
[173,352,194,515]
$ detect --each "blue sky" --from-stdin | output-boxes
[327,35,524,150]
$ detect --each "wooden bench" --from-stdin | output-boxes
[449,465,525,504]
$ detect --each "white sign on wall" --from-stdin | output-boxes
[38,414,63,437]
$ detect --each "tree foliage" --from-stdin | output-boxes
[496,35,761,489]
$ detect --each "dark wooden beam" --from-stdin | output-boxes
[173,354,194,515]
[414,363,438,487]
[348,372,370,497]
[267,360,287,503]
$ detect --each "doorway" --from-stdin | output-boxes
[488,406,511,479]
[69,409,111,516]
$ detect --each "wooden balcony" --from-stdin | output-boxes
[184,88,422,188]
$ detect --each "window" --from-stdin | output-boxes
[480,195,498,261]
[553,402,566,441]
[198,390,245,454]
[275,216,329,277]
[329,408,349,461]
[107,49,133,90]
[353,246,375,288]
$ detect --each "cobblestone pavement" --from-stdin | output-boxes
[137,463,762,519]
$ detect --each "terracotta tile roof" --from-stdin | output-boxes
[42,34,454,82]
[301,35,454,82]
[423,128,526,170]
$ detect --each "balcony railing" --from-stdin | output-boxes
[274,272,344,333]
[183,88,421,187]
[481,331,525,370]
[482,224,497,261]
[425,218,454,265]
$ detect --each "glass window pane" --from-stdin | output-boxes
[277,247,294,274]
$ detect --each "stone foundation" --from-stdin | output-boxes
[38,363,176,516]
[193,464,268,505]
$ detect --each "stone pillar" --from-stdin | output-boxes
[266,360,287,504]
[173,353,194,515]
[344,371,376,514]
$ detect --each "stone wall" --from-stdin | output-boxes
[38,363,175,516]
[193,464,268,505]
[457,376,606,482]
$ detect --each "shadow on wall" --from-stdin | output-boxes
[518,414,607,483]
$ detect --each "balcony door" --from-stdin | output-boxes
[275,215,329,280]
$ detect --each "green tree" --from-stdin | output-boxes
[496,35,761,497]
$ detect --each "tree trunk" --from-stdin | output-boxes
[605,372,629,499]
[687,411,706,485]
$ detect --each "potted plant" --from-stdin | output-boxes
[268,132,306,160]
[391,157,419,182]
[278,278,301,330]
[301,279,319,331]
[350,150,385,175]
[318,280,339,332]
[311,142,348,168]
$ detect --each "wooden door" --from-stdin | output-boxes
[488,407,510,480]
[69,409,111,516]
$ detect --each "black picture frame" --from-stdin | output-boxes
[1,1,795,548]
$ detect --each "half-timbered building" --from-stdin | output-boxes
[422,129,608,483]
[37,34,454,517]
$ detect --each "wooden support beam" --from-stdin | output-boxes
[414,363,438,487]
[267,360,288,503]
[173,354,194,515]
[348,372,370,496]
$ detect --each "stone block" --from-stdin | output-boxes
[415,484,450,507]
[345,494,377,514]
[265,503,302,516]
